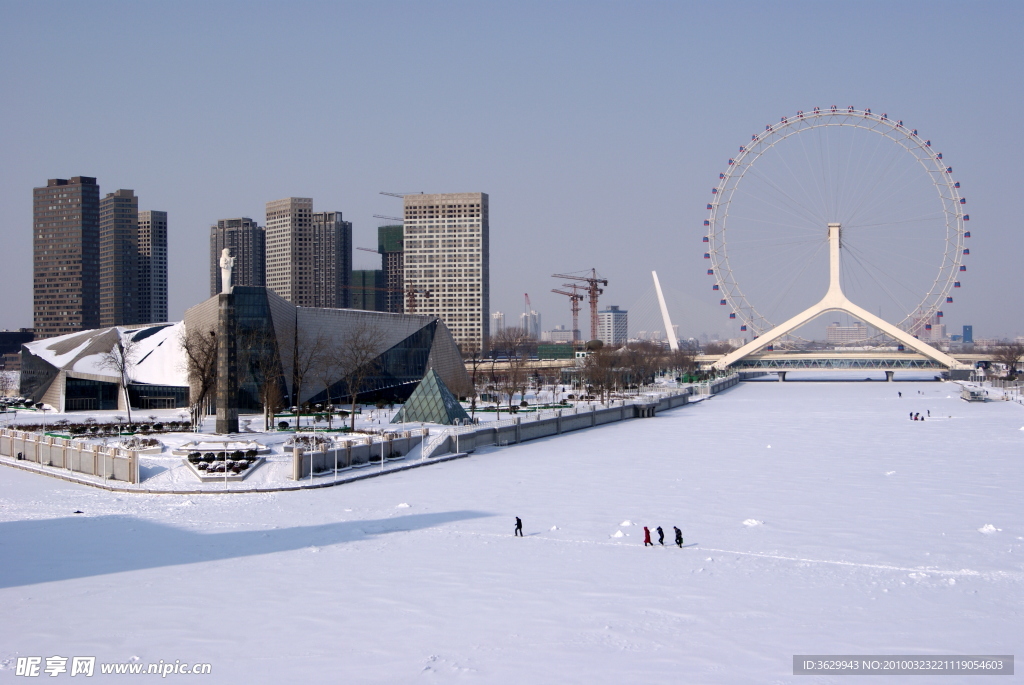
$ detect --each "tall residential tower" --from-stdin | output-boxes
[32,177,101,338]
[265,198,352,308]
[209,218,266,296]
[403,192,489,353]
[138,210,168,323]
[99,189,139,326]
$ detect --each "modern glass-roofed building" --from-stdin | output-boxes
[20,286,471,413]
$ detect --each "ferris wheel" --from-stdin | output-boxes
[705,107,969,343]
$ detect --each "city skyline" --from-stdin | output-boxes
[1,3,1021,340]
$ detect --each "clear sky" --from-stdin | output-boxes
[1,1,1020,340]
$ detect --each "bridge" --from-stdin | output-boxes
[698,351,987,380]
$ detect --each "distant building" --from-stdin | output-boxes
[520,310,541,338]
[0,329,34,371]
[265,198,352,308]
[403,192,489,353]
[491,311,505,334]
[826,321,868,344]
[351,270,385,311]
[598,306,628,346]
[137,210,168,323]
[99,189,140,326]
[541,325,574,343]
[33,177,101,338]
[378,225,404,313]
[210,218,265,296]
[963,325,973,344]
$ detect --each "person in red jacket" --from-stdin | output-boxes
[643,526,653,547]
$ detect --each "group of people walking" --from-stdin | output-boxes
[908,410,930,421]
[644,525,683,548]
[513,518,684,548]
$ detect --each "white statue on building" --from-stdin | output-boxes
[219,248,235,294]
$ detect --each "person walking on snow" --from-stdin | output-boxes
[674,527,683,548]
[643,526,653,546]
[656,526,665,546]
[898,391,902,398]
[514,517,523,537]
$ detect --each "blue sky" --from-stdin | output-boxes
[1,1,1020,339]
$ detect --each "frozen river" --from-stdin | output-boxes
[0,377,1021,682]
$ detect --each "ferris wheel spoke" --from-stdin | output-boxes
[740,163,827,225]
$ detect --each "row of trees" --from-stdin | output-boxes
[463,331,702,413]
[180,323,387,432]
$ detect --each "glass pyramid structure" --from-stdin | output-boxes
[391,368,470,425]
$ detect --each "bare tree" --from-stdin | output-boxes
[463,349,487,419]
[491,326,533,412]
[0,369,17,398]
[180,327,218,430]
[702,341,735,355]
[291,328,330,431]
[992,343,1024,380]
[621,341,663,393]
[238,328,285,431]
[581,346,619,404]
[335,323,387,432]
[99,332,140,423]
[667,345,699,379]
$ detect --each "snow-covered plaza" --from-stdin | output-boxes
[1,375,1021,682]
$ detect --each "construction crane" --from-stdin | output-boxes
[379,192,423,198]
[551,269,607,341]
[551,283,584,343]
[356,246,378,254]
[373,214,404,223]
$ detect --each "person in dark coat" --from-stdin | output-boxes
[674,526,683,548]
[656,526,665,545]
[643,526,653,546]
[514,517,523,537]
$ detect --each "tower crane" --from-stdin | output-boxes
[373,214,404,223]
[551,284,584,343]
[551,269,607,341]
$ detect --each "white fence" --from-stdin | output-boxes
[0,428,140,484]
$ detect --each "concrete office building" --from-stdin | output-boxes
[826,321,869,344]
[210,218,265,296]
[597,306,628,346]
[32,177,101,339]
[265,198,351,308]
[138,210,168,323]
[403,193,489,353]
[378,225,404,313]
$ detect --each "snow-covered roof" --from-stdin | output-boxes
[23,323,188,387]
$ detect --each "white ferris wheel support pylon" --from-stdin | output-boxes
[651,271,679,352]
[712,223,970,371]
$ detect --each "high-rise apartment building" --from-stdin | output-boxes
[491,311,505,334]
[310,211,352,308]
[209,218,266,296]
[265,198,352,308]
[403,193,489,353]
[598,306,628,346]
[99,189,140,327]
[963,325,973,344]
[138,210,168,323]
[378,225,404,313]
[33,177,101,338]
[520,310,541,338]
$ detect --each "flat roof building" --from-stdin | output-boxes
[403,193,489,353]
[33,177,101,338]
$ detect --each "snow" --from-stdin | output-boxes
[0,376,1022,682]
